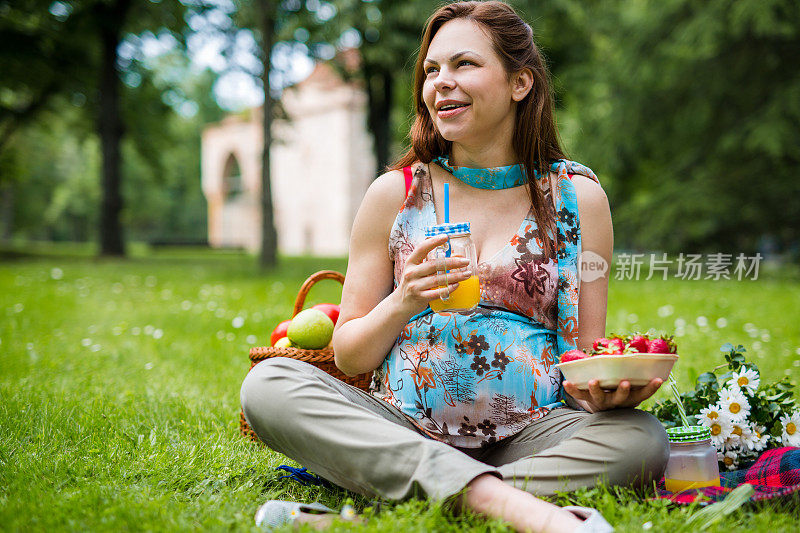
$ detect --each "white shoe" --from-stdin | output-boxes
[254,500,359,530]
[563,506,615,533]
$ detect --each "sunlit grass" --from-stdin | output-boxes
[1,245,798,531]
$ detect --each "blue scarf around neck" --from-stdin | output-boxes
[433,155,536,190]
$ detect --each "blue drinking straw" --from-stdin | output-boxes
[444,182,450,223]
[443,183,451,260]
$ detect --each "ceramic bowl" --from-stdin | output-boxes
[555,353,679,390]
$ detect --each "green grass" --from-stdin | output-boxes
[1,245,799,531]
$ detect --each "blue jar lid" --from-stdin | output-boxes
[424,222,471,238]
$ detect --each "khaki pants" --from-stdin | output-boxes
[240,357,669,502]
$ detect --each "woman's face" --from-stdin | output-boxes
[422,18,519,151]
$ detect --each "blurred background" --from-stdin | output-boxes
[1,0,799,265]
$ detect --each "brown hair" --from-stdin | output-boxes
[391,0,566,258]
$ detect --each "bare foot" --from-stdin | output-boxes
[462,474,584,533]
[292,512,336,530]
[291,511,364,530]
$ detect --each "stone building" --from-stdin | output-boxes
[201,55,375,256]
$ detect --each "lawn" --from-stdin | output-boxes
[1,246,799,532]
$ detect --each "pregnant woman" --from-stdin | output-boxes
[241,2,669,531]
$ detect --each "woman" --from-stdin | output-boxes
[241,2,669,531]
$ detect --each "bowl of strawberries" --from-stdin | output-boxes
[555,333,678,390]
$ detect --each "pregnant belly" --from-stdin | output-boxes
[373,306,563,446]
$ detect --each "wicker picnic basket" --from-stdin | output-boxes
[239,270,373,441]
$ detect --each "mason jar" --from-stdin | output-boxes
[424,222,480,314]
[664,425,721,492]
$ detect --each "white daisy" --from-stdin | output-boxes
[718,449,739,471]
[718,388,751,422]
[728,368,760,395]
[725,421,745,449]
[697,407,733,448]
[752,424,770,452]
[780,411,800,447]
[730,422,758,451]
[696,404,723,425]
[722,439,741,455]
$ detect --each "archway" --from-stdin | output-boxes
[220,153,249,248]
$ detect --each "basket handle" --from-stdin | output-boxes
[292,270,345,318]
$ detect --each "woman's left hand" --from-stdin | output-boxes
[563,378,663,413]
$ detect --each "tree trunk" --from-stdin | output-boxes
[0,182,13,243]
[96,0,131,257]
[364,66,393,175]
[258,0,278,269]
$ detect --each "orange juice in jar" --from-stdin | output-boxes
[425,222,480,313]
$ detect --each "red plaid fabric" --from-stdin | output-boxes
[655,447,800,505]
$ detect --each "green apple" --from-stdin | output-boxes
[287,309,334,350]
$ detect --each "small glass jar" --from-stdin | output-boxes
[664,425,721,492]
[424,222,480,314]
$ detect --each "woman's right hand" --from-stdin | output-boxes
[394,234,473,316]
[333,170,474,377]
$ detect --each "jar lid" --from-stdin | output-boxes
[424,222,471,238]
[666,425,712,443]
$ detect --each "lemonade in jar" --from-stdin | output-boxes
[425,222,480,313]
[664,426,721,492]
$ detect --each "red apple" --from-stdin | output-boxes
[311,303,340,325]
[270,319,292,346]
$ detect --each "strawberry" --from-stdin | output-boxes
[656,334,678,353]
[560,349,589,363]
[647,337,675,353]
[592,337,611,351]
[627,334,649,353]
[592,334,626,355]
[666,335,678,353]
[605,337,626,354]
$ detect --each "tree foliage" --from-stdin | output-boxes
[0,0,221,245]
[1,0,215,254]
[565,0,800,255]
[2,0,798,256]
[0,0,94,160]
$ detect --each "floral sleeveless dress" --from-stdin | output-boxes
[370,160,599,448]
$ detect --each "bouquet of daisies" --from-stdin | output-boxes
[650,343,798,470]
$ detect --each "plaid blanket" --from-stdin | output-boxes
[656,446,800,504]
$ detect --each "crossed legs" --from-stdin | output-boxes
[240,358,668,531]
